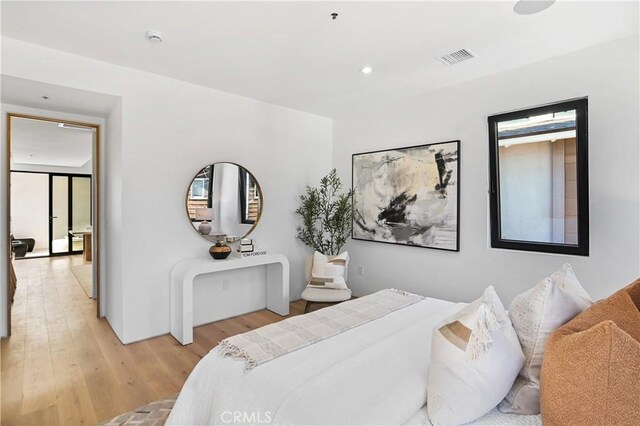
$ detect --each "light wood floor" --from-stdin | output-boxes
[1,256,306,425]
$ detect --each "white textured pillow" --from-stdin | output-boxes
[427,286,524,426]
[308,251,349,290]
[499,263,592,414]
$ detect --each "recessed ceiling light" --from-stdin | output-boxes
[514,0,555,15]
[360,66,373,74]
[146,30,165,43]
[58,123,95,131]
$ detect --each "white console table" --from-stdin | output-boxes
[170,254,290,345]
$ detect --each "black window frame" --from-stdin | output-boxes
[488,98,589,256]
[238,168,256,225]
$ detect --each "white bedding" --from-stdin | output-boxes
[167,297,542,426]
[405,405,541,425]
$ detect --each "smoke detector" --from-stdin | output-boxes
[146,31,165,43]
[437,48,476,66]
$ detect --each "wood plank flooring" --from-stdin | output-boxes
[1,256,305,425]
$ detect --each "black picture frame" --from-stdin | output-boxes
[488,98,589,256]
[351,140,461,252]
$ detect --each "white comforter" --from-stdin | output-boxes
[167,297,543,426]
[167,297,462,425]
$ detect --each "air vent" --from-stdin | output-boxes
[437,48,476,66]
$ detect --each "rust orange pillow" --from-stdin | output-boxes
[540,279,640,426]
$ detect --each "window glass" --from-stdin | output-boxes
[488,99,588,255]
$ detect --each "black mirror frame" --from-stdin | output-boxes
[488,98,589,256]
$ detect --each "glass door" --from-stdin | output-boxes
[50,175,70,255]
[71,176,91,252]
[49,174,92,256]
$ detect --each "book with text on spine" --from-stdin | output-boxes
[239,250,268,258]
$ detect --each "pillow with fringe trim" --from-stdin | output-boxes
[499,263,592,415]
[427,286,525,426]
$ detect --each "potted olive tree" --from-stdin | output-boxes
[296,169,354,312]
[295,169,353,256]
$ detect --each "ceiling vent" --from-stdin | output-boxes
[437,48,476,66]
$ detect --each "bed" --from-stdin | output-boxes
[167,295,542,425]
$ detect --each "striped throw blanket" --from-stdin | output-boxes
[218,288,424,370]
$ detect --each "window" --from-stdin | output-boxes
[187,165,213,221]
[488,98,589,255]
[190,178,209,199]
[239,169,260,224]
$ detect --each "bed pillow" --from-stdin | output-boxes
[500,264,592,414]
[427,286,525,426]
[540,279,640,425]
[308,251,349,290]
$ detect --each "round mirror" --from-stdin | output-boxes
[186,163,263,242]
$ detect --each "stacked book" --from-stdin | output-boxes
[237,239,268,258]
[238,238,255,253]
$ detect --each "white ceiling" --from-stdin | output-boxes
[1,75,120,117]
[10,117,94,168]
[1,1,638,117]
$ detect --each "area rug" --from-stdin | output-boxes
[70,263,93,298]
[99,394,177,426]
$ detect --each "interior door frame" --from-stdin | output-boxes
[48,173,92,257]
[6,113,101,334]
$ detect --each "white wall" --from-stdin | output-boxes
[104,99,124,338]
[1,36,333,343]
[334,36,640,304]
[4,34,635,342]
[10,172,49,249]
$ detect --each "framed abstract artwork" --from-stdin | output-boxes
[352,140,460,251]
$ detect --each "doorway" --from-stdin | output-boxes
[6,113,101,336]
[10,171,92,258]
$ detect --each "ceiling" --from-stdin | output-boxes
[10,117,94,168]
[2,76,120,117]
[1,1,638,117]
